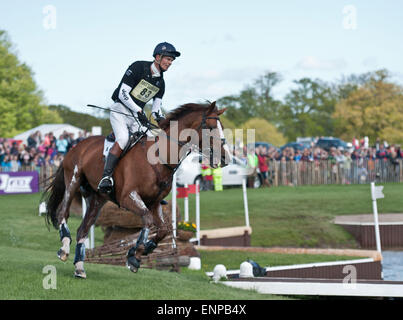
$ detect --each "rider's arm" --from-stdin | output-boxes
[118,83,142,113]
[151,80,165,120]
[151,98,162,119]
[118,62,143,114]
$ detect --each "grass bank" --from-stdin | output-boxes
[2,184,389,299]
[176,183,403,248]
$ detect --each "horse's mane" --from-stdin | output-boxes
[159,102,213,130]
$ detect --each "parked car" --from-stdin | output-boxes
[280,142,311,152]
[175,152,260,188]
[315,137,352,151]
[247,141,279,152]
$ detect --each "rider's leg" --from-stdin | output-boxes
[97,142,123,193]
[98,103,129,193]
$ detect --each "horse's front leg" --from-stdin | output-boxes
[121,191,155,273]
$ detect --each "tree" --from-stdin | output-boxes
[280,78,336,141]
[242,118,286,147]
[0,30,61,137]
[217,72,283,126]
[49,104,112,134]
[333,70,403,144]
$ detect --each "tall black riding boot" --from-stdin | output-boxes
[98,142,122,193]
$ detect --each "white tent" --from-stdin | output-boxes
[13,124,85,144]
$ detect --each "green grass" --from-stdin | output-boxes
[0,194,278,300]
[176,183,403,248]
[1,183,401,299]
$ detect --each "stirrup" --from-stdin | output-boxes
[98,176,114,192]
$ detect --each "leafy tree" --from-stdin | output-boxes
[242,118,286,147]
[333,70,403,144]
[280,78,336,141]
[49,104,112,134]
[0,30,61,137]
[217,72,283,126]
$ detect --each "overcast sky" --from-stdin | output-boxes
[1,0,402,114]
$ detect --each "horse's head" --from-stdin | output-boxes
[159,101,231,169]
[193,101,231,169]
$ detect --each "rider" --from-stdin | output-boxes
[98,42,181,193]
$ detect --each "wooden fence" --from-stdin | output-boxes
[265,159,402,187]
[1,158,402,190]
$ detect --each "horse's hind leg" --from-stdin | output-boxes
[57,166,81,262]
[73,192,105,279]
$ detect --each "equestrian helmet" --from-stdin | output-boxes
[153,42,181,59]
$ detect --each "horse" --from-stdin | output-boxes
[43,101,231,278]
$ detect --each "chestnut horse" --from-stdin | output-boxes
[43,101,230,278]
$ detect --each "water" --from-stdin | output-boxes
[382,251,403,281]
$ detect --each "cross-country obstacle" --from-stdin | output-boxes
[204,248,403,298]
[83,200,198,271]
[201,183,403,297]
[85,226,189,271]
[172,173,252,247]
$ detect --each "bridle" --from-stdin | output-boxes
[154,111,227,173]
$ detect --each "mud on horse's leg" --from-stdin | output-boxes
[121,191,155,273]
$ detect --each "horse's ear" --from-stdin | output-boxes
[217,108,227,116]
[207,101,217,114]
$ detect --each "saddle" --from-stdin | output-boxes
[103,131,146,159]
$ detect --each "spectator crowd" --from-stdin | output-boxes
[239,137,403,187]
[0,130,90,172]
[2,129,403,188]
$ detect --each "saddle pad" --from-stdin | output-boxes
[102,131,145,158]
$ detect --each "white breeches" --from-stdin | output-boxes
[109,102,151,150]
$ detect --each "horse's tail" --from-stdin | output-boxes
[42,163,65,230]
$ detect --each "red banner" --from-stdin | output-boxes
[176,187,188,198]
[187,184,199,194]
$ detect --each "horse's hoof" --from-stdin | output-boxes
[126,256,141,273]
[74,269,87,279]
[57,249,69,262]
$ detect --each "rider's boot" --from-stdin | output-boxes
[98,142,122,194]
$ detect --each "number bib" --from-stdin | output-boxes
[130,79,160,103]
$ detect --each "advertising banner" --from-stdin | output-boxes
[0,171,39,194]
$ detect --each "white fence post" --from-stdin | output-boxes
[370,182,383,253]
[184,183,189,222]
[242,178,250,227]
[172,172,177,241]
[196,179,200,244]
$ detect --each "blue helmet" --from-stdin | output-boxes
[153,42,181,59]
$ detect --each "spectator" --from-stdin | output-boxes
[27,133,37,149]
[56,134,68,155]
[1,155,11,172]
[257,147,269,187]
[10,154,20,172]
[10,141,19,156]
[376,143,388,160]
[246,147,258,188]
[301,148,313,162]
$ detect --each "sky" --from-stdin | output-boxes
[1,0,403,115]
